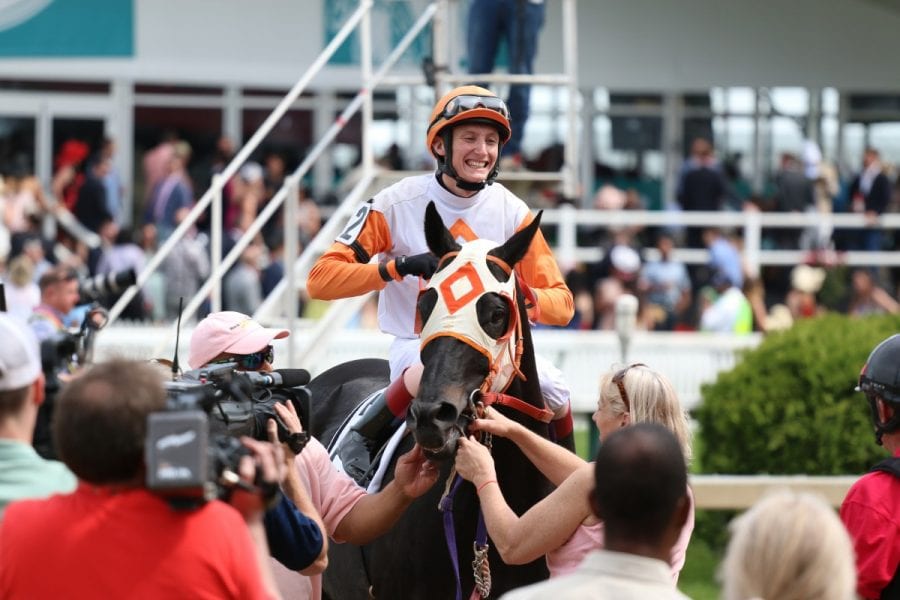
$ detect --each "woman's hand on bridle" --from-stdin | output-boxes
[454,436,497,487]
[469,405,517,439]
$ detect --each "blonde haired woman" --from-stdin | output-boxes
[455,363,694,579]
[721,490,856,600]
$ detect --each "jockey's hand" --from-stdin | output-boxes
[454,436,497,488]
[468,405,518,439]
[395,253,439,279]
[394,444,439,498]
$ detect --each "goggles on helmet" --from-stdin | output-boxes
[428,94,510,130]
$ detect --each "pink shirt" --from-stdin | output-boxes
[546,485,695,581]
[273,438,367,600]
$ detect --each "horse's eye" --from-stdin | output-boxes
[491,308,505,323]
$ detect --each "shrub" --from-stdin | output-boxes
[695,313,900,476]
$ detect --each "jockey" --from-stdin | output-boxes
[308,85,575,479]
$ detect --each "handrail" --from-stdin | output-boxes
[253,170,378,321]
[105,0,375,326]
[541,207,900,270]
[145,1,439,357]
[250,2,441,323]
[42,195,101,249]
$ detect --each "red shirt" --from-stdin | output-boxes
[0,483,270,600]
[841,449,900,599]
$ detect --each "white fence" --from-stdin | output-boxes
[94,323,870,509]
[93,325,761,413]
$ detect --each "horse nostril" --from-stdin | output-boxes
[434,402,458,425]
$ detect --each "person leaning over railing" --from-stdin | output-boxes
[454,363,694,581]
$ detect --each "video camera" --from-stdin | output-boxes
[33,304,109,459]
[145,362,311,508]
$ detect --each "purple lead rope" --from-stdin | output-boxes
[440,474,492,600]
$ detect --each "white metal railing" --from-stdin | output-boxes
[42,194,101,250]
[689,474,859,509]
[542,207,900,273]
[93,325,758,412]
[106,0,377,327]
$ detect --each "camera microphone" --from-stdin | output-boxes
[244,369,311,388]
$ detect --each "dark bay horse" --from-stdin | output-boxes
[311,202,568,599]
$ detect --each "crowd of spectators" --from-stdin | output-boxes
[1,128,899,339]
[561,139,900,335]
[0,133,323,328]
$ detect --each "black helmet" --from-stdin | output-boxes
[858,334,900,444]
[858,334,900,403]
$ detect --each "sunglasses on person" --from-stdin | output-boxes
[611,363,647,413]
[429,94,510,130]
[212,345,274,370]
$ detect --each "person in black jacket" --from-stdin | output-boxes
[73,156,113,234]
[846,147,891,252]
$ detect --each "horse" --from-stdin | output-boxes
[310,201,569,599]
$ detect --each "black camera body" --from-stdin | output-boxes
[145,363,311,508]
[33,305,109,459]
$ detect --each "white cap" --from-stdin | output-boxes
[0,314,42,391]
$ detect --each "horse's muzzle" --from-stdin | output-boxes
[408,399,464,460]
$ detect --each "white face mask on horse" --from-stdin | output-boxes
[419,238,521,394]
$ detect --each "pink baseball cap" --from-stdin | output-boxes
[188,311,289,369]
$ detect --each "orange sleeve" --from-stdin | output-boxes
[307,209,395,300]
[514,213,575,326]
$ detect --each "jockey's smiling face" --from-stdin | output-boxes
[434,123,500,196]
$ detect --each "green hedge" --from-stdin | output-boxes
[695,313,900,476]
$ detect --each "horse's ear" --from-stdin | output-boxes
[424,201,461,258]
[489,211,543,269]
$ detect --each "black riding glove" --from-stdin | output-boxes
[394,253,439,279]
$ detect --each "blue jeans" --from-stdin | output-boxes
[467,0,545,157]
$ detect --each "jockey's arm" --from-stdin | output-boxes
[307,208,394,300]
[514,214,574,326]
[306,242,387,300]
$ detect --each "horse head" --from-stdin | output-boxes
[407,201,542,460]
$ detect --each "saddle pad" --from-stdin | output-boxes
[327,387,407,493]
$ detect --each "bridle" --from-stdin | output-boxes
[417,239,553,600]
[420,239,525,395]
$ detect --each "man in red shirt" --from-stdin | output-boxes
[841,334,900,599]
[0,359,283,600]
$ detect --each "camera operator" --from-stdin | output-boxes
[189,311,440,600]
[188,310,329,577]
[0,313,75,517]
[28,264,81,342]
[0,359,283,599]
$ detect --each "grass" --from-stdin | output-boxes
[678,536,722,600]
